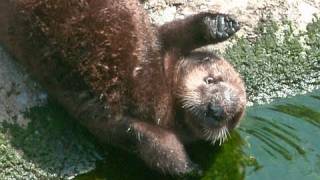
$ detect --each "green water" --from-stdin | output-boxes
[76,89,320,180]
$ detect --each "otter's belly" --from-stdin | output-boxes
[0,0,152,125]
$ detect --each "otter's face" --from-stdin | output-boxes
[176,54,246,145]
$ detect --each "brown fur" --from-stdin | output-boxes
[0,0,245,175]
[174,53,246,144]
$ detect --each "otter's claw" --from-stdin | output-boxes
[203,14,240,42]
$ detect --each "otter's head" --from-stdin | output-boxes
[175,52,246,145]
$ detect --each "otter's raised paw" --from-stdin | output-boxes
[203,14,240,42]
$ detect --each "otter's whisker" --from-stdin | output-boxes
[226,128,231,138]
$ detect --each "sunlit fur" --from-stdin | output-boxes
[175,52,246,145]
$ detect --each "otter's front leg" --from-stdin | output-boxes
[129,121,200,175]
[97,120,200,175]
[159,13,240,54]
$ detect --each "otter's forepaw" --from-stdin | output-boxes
[203,14,240,42]
[185,162,203,176]
[178,162,203,179]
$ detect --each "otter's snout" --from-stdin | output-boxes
[207,103,224,120]
[206,103,226,123]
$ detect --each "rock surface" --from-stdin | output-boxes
[145,0,320,51]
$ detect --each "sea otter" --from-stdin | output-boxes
[0,0,246,175]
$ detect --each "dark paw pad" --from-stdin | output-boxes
[203,14,240,41]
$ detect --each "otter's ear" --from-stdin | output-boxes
[159,13,240,54]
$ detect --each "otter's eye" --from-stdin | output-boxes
[204,77,215,84]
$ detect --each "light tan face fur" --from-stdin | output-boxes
[176,53,246,145]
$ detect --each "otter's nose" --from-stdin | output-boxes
[207,103,225,121]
